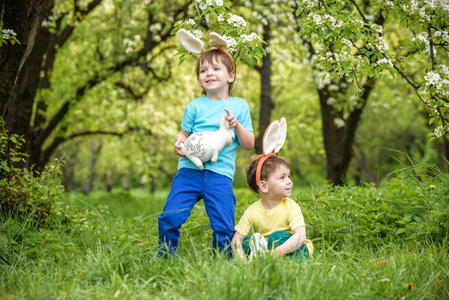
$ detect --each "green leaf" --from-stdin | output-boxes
[395,228,406,235]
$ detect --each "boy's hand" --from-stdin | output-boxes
[174,129,190,157]
[174,139,185,157]
[224,109,239,128]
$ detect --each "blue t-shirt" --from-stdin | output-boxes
[179,96,253,180]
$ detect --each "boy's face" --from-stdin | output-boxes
[197,58,235,97]
[263,164,292,199]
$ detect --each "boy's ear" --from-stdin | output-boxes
[258,181,268,194]
[197,77,201,87]
[228,71,235,83]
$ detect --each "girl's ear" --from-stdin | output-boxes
[258,181,268,194]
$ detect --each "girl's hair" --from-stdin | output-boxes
[246,154,290,193]
[195,49,236,96]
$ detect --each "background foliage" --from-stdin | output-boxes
[1,0,449,297]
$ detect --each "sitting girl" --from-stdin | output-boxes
[231,154,313,261]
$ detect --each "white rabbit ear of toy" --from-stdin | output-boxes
[209,32,228,49]
[178,28,204,54]
[262,117,287,155]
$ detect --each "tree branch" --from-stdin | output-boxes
[41,127,153,169]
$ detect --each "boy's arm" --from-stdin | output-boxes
[231,231,247,261]
[272,226,307,258]
[174,129,190,157]
[234,123,255,151]
[224,109,254,151]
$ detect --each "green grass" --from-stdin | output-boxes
[1,164,449,299]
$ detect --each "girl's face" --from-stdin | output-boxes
[264,164,293,200]
[197,58,235,99]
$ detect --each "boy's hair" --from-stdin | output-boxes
[246,154,290,193]
[195,49,236,96]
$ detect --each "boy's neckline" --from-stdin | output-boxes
[205,95,233,101]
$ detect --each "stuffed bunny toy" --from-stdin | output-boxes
[181,115,235,170]
[248,232,268,261]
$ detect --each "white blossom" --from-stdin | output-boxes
[440,64,449,76]
[442,31,449,43]
[327,97,337,105]
[375,36,389,52]
[425,71,441,86]
[2,29,17,40]
[192,30,203,38]
[341,38,352,47]
[149,23,162,33]
[377,58,393,68]
[187,18,196,26]
[434,125,447,138]
[334,118,345,128]
[240,33,261,43]
[223,35,237,48]
[227,14,247,29]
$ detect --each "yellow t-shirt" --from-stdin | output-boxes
[235,198,314,255]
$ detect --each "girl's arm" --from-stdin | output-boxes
[174,129,190,157]
[224,109,254,151]
[231,231,247,261]
[272,226,307,258]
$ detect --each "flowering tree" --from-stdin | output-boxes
[236,0,302,154]
[5,0,192,173]
[173,0,382,185]
[290,1,387,185]
[174,0,307,155]
[172,0,265,66]
[296,0,449,141]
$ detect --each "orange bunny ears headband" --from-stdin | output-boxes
[178,29,235,71]
[256,117,287,187]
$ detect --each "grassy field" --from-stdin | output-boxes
[1,166,449,299]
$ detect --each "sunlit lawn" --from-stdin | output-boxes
[1,175,448,299]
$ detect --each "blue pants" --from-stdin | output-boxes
[158,168,236,257]
[242,231,310,261]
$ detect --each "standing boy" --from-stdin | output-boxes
[158,48,254,257]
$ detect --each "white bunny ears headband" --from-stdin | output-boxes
[178,29,235,71]
[256,117,287,186]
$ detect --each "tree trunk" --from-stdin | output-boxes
[353,138,378,186]
[82,140,102,194]
[6,27,52,169]
[106,173,113,193]
[149,175,156,194]
[59,141,81,192]
[0,0,28,119]
[0,0,54,120]
[319,78,374,185]
[254,23,274,154]
[122,173,130,191]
